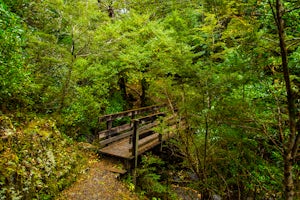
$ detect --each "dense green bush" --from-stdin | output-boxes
[0,115,87,199]
[0,1,32,112]
[136,153,177,200]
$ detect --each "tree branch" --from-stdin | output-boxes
[292,135,299,158]
[285,6,300,13]
[268,0,279,28]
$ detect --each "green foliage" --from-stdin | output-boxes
[0,115,87,199]
[136,153,177,200]
[0,0,299,198]
[156,0,294,198]
[0,1,32,111]
[123,175,135,192]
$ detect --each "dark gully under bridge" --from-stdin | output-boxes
[98,104,183,170]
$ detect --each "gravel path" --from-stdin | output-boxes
[56,157,139,200]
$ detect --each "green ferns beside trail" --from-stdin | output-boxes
[0,115,87,199]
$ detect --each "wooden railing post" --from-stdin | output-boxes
[106,120,112,138]
[132,119,139,186]
[129,111,136,144]
[131,111,136,123]
[132,119,139,164]
[159,134,163,152]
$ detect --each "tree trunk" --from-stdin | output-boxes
[284,152,295,200]
[203,115,208,180]
[108,5,115,18]
[59,39,75,113]
[1,101,7,113]
[140,78,148,107]
[273,0,298,199]
[118,76,127,101]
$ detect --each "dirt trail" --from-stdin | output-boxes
[56,157,139,200]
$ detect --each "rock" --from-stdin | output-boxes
[212,194,222,200]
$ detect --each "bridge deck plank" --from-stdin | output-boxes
[99,132,173,159]
[100,137,133,159]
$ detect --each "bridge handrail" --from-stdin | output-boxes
[98,104,167,147]
[98,104,166,122]
[99,112,165,147]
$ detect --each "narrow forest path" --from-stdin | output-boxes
[55,145,202,200]
[56,155,139,200]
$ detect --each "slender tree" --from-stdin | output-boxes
[269,0,299,199]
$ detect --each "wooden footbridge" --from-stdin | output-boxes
[98,104,181,169]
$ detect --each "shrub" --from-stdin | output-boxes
[0,115,87,199]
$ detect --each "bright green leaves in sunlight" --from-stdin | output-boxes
[0,1,31,111]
